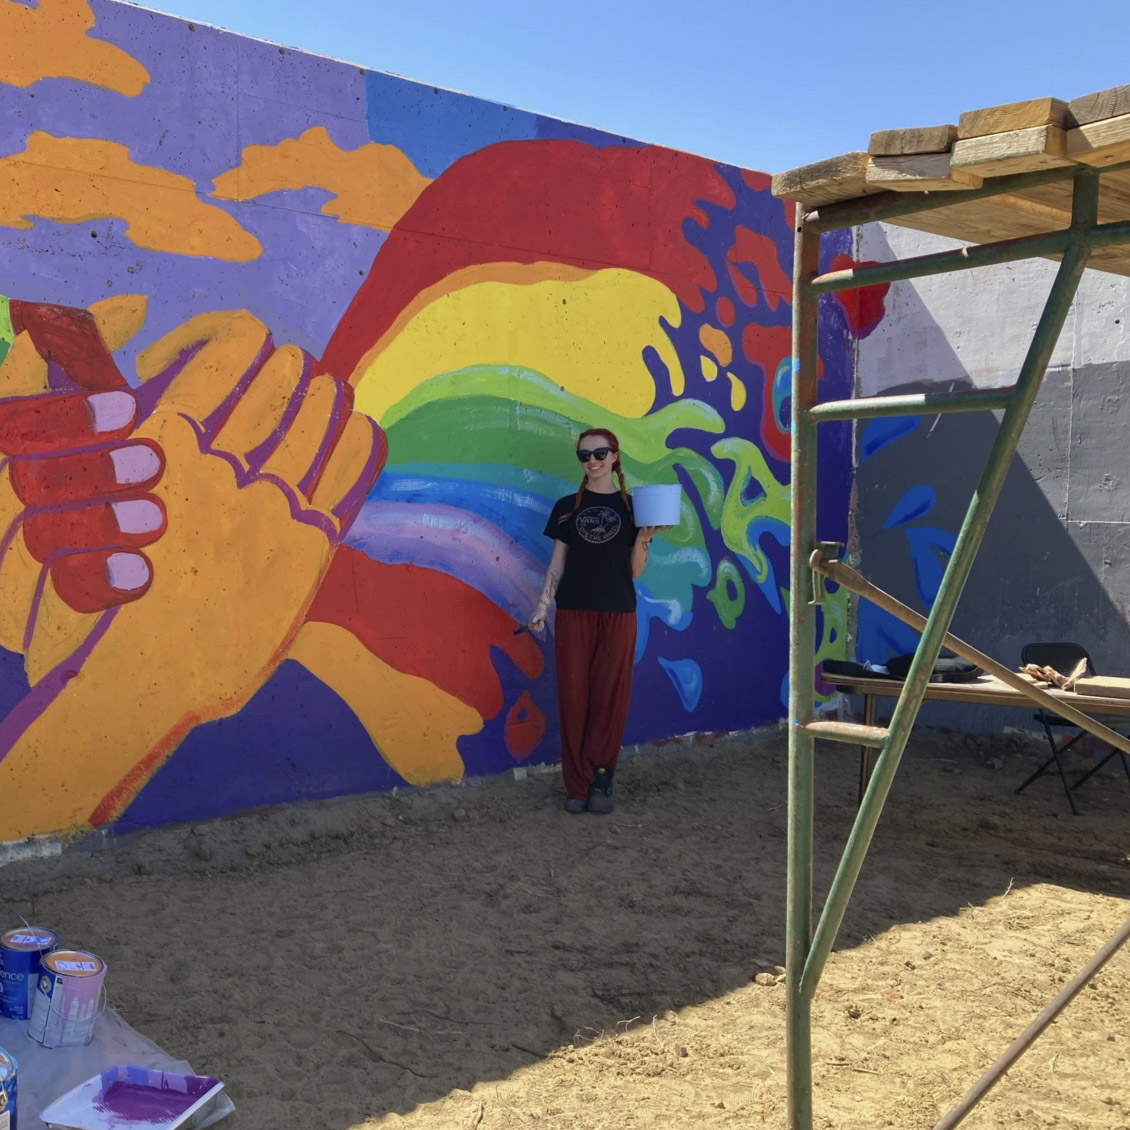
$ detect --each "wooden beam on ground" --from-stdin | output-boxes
[868,124,957,156]
[770,152,878,207]
[866,153,982,192]
[951,125,1070,178]
[1066,113,1130,168]
[957,97,1070,139]
[1068,84,1130,126]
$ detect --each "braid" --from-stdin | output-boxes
[614,461,631,513]
[567,476,586,517]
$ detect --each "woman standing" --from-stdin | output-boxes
[529,428,664,814]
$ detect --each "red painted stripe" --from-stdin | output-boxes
[308,547,544,719]
[320,141,733,381]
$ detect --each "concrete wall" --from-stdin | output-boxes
[0,0,855,842]
[854,221,1130,728]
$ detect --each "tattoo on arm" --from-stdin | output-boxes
[541,568,562,601]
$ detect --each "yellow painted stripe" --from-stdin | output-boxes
[288,620,478,785]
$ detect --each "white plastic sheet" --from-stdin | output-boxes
[0,1008,234,1129]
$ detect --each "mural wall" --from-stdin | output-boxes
[0,0,855,844]
[854,221,1130,728]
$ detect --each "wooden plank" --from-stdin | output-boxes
[865,153,982,192]
[950,125,1070,177]
[1068,84,1130,127]
[1095,166,1130,219]
[1066,112,1130,167]
[1076,676,1130,699]
[1079,246,1130,276]
[867,124,957,156]
[770,152,878,207]
[886,195,1064,247]
[957,97,1070,139]
[885,192,1130,278]
[829,672,1130,714]
[1012,173,1130,224]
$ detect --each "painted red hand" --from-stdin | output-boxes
[0,303,166,663]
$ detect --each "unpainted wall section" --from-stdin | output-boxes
[854,221,1130,725]
[0,0,855,842]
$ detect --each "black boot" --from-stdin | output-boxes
[588,766,614,814]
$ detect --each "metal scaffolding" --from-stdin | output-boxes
[782,157,1130,1129]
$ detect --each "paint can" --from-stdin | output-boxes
[0,1045,16,1130]
[0,928,58,1021]
[26,950,107,1049]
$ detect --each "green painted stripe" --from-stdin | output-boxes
[0,297,12,368]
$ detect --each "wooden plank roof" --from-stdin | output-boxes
[771,85,1130,276]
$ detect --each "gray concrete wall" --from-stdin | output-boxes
[852,224,1130,732]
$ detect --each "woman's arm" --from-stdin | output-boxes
[631,525,672,579]
[631,527,653,579]
[529,538,568,630]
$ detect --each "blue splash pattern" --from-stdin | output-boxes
[860,416,919,462]
[658,656,703,712]
[883,485,937,530]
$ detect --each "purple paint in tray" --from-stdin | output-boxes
[39,1065,226,1130]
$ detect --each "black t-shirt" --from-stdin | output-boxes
[544,489,638,613]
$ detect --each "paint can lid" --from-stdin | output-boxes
[0,1045,14,1079]
[41,949,105,977]
[0,927,58,951]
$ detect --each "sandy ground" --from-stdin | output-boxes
[1,727,1128,1130]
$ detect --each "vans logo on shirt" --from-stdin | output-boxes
[576,506,621,544]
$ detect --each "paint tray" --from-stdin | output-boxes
[40,1065,227,1130]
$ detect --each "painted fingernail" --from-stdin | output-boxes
[88,391,137,433]
[111,499,163,534]
[106,551,150,592]
[110,445,160,485]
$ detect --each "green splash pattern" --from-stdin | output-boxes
[0,297,13,369]
[382,364,727,533]
[707,557,746,629]
[380,360,846,674]
[382,364,722,622]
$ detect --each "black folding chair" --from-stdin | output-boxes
[1015,641,1130,814]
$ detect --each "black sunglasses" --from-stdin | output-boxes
[576,447,613,463]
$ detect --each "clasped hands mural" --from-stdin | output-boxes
[0,297,383,839]
[0,0,855,842]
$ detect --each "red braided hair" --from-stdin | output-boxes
[568,427,632,516]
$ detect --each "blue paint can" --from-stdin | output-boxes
[0,928,58,1021]
[0,1045,16,1130]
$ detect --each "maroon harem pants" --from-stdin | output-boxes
[554,608,636,800]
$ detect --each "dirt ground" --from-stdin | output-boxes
[1,727,1128,1130]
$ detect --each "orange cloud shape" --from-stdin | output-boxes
[0,0,149,94]
[0,133,262,262]
[211,127,431,231]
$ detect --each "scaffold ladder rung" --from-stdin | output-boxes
[801,720,888,748]
[809,386,1014,423]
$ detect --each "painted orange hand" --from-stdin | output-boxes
[0,307,385,841]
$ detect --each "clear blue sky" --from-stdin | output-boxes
[139,0,1130,175]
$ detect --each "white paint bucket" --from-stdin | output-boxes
[27,949,107,1049]
[631,484,681,527]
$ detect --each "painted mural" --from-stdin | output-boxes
[0,0,854,843]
